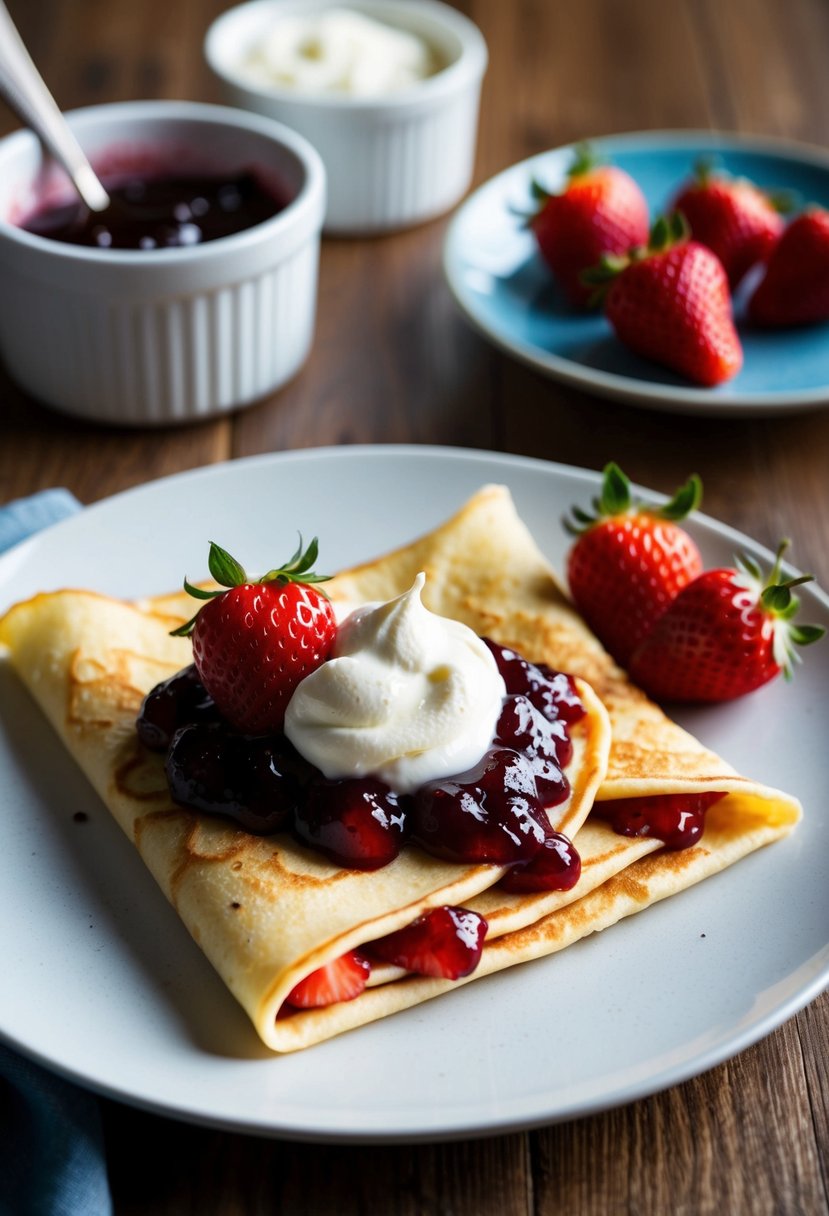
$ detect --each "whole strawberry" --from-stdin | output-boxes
[172,538,336,735]
[748,207,829,327]
[672,162,785,288]
[529,143,649,307]
[628,542,824,702]
[565,462,703,666]
[585,213,743,386]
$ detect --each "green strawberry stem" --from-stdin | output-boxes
[581,212,690,305]
[171,537,331,638]
[517,142,602,224]
[737,539,825,676]
[564,462,702,535]
[693,157,717,187]
[567,141,600,180]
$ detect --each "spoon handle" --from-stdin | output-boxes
[0,0,109,211]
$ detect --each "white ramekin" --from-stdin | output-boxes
[204,0,488,235]
[0,100,326,426]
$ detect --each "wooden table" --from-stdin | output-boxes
[2,1,828,1211]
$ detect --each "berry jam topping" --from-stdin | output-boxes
[21,171,289,251]
[294,777,409,870]
[412,748,550,866]
[495,694,572,795]
[137,637,587,885]
[499,831,582,893]
[594,791,727,850]
[365,905,488,979]
[137,664,220,752]
[165,722,310,835]
[484,638,586,725]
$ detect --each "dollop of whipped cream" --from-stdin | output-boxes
[241,7,437,98]
[284,573,506,793]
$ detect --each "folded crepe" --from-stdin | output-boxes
[0,486,800,1051]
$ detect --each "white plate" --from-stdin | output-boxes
[1,446,827,1142]
[443,131,829,417]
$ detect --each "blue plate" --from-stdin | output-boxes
[443,131,829,415]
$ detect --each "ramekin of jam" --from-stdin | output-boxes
[204,0,487,234]
[0,100,326,425]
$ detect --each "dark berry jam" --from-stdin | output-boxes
[412,748,549,866]
[295,777,409,871]
[594,791,727,850]
[137,664,220,752]
[136,637,585,889]
[21,170,289,250]
[484,638,586,726]
[500,831,581,893]
[164,722,310,835]
[365,905,488,979]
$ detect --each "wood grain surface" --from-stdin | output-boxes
[1,1,827,1212]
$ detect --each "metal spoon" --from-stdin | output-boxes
[0,0,109,212]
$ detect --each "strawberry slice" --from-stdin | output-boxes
[366,906,488,980]
[284,950,371,1009]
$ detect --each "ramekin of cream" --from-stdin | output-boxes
[204,0,488,234]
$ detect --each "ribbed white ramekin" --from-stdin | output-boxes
[204,0,488,235]
[0,101,326,426]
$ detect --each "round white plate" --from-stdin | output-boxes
[1,446,827,1142]
[444,131,829,416]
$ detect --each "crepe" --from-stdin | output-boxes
[0,486,800,1051]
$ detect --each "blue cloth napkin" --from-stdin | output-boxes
[0,488,81,552]
[0,489,113,1216]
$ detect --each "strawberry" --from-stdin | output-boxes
[748,207,829,327]
[172,538,336,735]
[284,950,371,1009]
[565,462,703,666]
[672,161,785,288]
[366,906,488,980]
[528,143,649,307]
[585,213,743,386]
[628,541,825,702]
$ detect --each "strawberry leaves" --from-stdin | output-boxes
[206,542,247,588]
[564,462,702,535]
[737,541,825,677]
[172,537,331,638]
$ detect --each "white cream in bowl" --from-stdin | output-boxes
[205,0,488,234]
[242,7,439,97]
